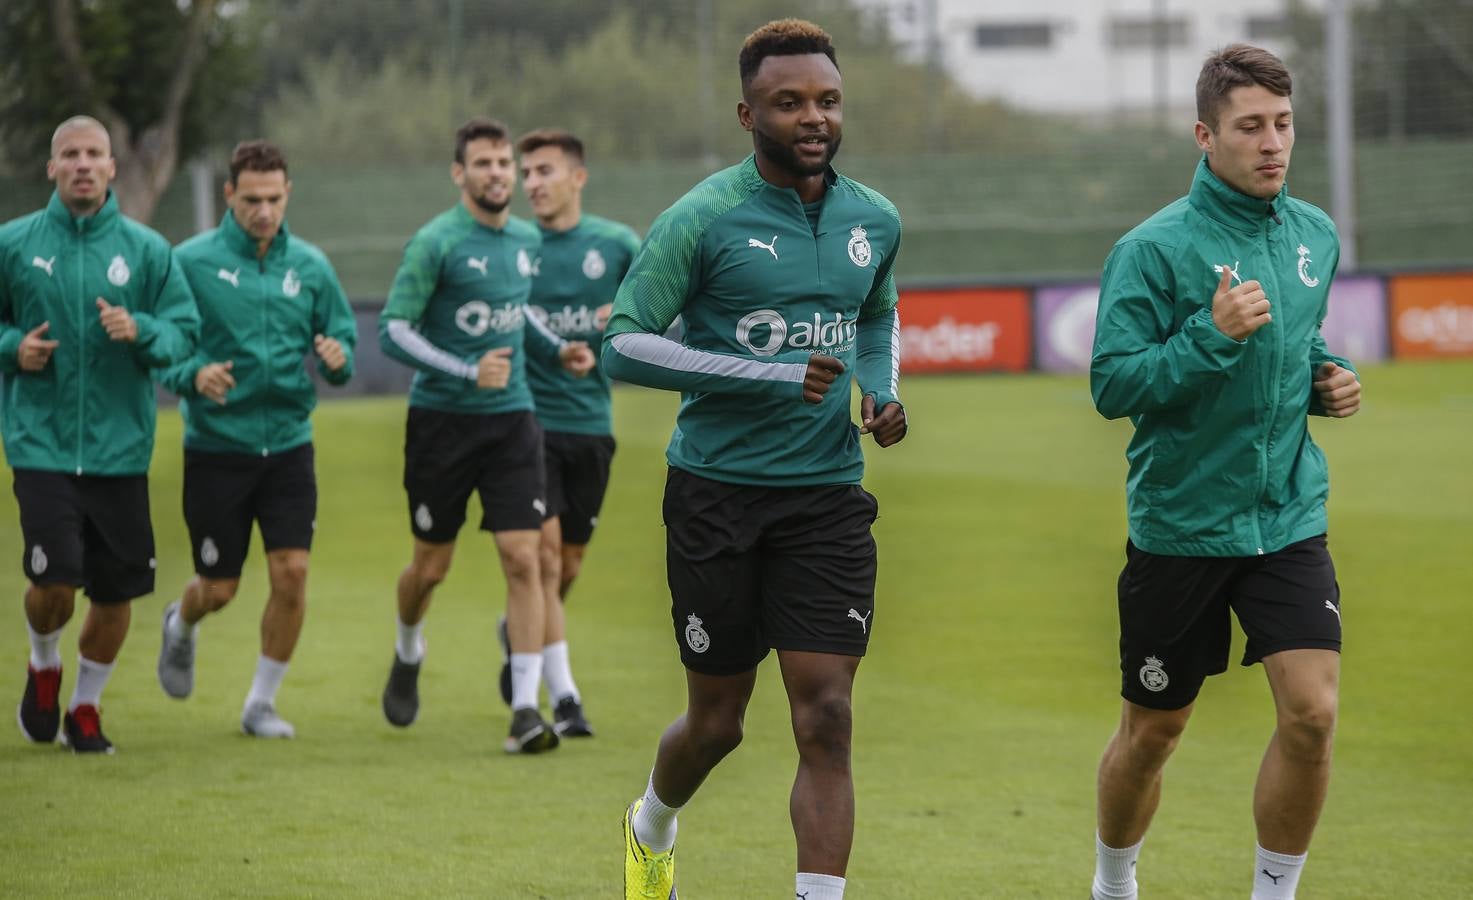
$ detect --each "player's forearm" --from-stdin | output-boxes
[131,309,200,368]
[522,305,567,366]
[1091,309,1244,420]
[379,318,476,381]
[157,353,206,397]
[603,331,804,399]
[0,325,22,375]
[855,308,901,408]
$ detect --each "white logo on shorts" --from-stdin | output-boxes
[1324,599,1341,622]
[414,503,434,533]
[532,498,546,516]
[1139,655,1169,692]
[30,545,47,575]
[847,607,871,634]
[684,614,710,654]
[200,537,220,567]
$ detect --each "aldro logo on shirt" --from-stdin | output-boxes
[526,304,602,336]
[455,301,524,336]
[735,309,857,358]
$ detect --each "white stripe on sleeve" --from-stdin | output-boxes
[386,319,476,381]
[609,332,806,385]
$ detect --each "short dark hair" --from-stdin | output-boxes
[739,18,838,87]
[1196,44,1292,131]
[516,128,585,165]
[454,117,510,164]
[228,139,287,185]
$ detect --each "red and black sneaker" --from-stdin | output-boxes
[61,704,113,754]
[17,664,62,743]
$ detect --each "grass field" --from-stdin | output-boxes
[2,363,1471,898]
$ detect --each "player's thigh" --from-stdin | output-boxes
[183,449,261,578]
[1233,534,1342,666]
[403,407,479,542]
[760,483,878,658]
[256,443,318,554]
[557,434,615,546]
[663,468,767,677]
[476,411,547,533]
[1116,540,1239,711]
[12,469,85,587]
[79,475,156,604]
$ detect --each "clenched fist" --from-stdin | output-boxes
[1210,266,1271,341]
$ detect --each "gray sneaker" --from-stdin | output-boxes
[241,701,295,739]
[157,600,195,699]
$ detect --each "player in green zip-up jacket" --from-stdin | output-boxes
[154,141,357,740]
[1087,47,1361,900]
[2,117,200,753]
[610,23,906,900]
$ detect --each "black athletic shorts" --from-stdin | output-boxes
[1117,534,1342,710]
[12,469,155,604]
[403,407,546,542]
[183,443,317,579]
[543,430,616,545]
[663,467,880,676]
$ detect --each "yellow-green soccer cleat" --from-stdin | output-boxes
[623,800,676,899]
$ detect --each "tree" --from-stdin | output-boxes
[0,0,256,222]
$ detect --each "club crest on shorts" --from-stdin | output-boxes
[200,537,220,568]
[107,254,131,286]
[684,614,710,654]
[847,225,871,268]
[582,248,606,280]
[30,545,47,576]
[414,503,434,533]
[282,268,301,298]
[1139,655,1169,692]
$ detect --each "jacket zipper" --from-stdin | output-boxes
[259,255,270,456]
[1252,206,1284,554]
[75,221,86,474]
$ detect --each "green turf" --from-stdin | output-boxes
[1,363,1470,897]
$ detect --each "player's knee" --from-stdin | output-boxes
[200,579,240,612]
[1278,695,1338,758]
[689,709,745,760]
[26,583,76,629]
[537,544,561,583]
[1123,710,1188,763]
[559,557,582,591]
[792,695,853,765]
[408,558,450,589]
[498,545,540,585]
[270,557,310,598]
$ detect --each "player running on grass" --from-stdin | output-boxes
[604,20,906,900]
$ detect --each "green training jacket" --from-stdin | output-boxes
[0,191,199,475]
[158,211,357,456]
[1091,158,1354,557]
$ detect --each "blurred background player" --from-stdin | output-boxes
[377,117,593,754]
[1089,44,1360,900]
[155,139,356,739]
[603,20,907,900]
[490,127,643,738]
[2,115,200,754]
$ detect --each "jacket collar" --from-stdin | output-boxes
[220,209,290,261]
[1188,157,1288,232]
[46,189,121,234]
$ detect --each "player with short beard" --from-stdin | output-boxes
[605,19,906,900]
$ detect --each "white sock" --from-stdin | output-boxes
[27,622,63,670]
[167,603,198,641]
[796,872,846,899]
[1092,833,1142,900]
[244,655,289,709]
[541,641,579,703]
[631,773,680,853]
[68,656,114,711]
[510,652,542,711]
[1252,845,1307,899]
[396,618,424,664]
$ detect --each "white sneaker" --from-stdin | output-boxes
[157,600,195,699]
[241,701,295,739]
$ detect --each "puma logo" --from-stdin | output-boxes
[1212,260,1243,285]
[31,256,55,276]
[467,256,489,276]
[218,268,240,288]
[847,608,871,634]
[1325,600,1341,622]
[748,235,779,260]
[1262,869,1284,885]
[797,893,808,900]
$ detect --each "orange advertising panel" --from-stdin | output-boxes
[899,287,1031,373]
[1389,274,1473,359]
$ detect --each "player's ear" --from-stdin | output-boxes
[737,100,754,132]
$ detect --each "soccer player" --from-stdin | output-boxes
[377,117,594,754]
[1,115,200,753]
[493,127,642,737]
[605,20,906,900]
[1088,45,1360,900]
[154,140,356,738]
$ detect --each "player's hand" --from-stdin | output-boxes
[860,395,908,447]
[1313,362,1361,417]
[17,322,59,372]
[802,354,844,404]
[194,361,235,405]
[97,297,137,342]
[559,341,595,378]
[594,303,613,331]
[313,334,347,372]
[1210,266,1271,341]
[477,346,513,389]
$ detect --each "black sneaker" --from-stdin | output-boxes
[496,615,512,707]
[61,704,114,754]
[552,695,594,738]
[18,664,63,743]
[504,707,559,754]
[381,654,421,727]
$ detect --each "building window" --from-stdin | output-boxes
[973,22,1054,50]
[1107,16,1190,49]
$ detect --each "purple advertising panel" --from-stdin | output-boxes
[1035,283,1099,373]
[1320,275,1388,363]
